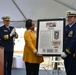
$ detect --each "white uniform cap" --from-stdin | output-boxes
[2,16,10,20]
[66,10,76,17]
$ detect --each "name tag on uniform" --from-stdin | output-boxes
[4,30,8,32]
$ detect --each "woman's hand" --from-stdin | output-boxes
[35,52,43,57]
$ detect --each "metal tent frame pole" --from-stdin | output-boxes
[12,0,27,20]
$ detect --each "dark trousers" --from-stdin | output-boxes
[25,62,39,75]
[4,51,13,75]
[64,55,76,75]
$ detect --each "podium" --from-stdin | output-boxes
[0,46,4,75]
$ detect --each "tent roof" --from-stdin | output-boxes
[0,0,72,21]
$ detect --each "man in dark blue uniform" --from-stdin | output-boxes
[0,16,18,75]
[61,10,76,75]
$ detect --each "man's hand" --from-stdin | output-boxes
[14,33,18,38]
[61,52,67,59]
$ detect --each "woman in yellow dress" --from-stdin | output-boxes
[23,19,44,75]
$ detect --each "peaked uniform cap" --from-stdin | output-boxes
[66,10,76,17]
[2,16,10,20]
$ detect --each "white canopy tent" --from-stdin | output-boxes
[0,0,75,22]
[0,0,76,69]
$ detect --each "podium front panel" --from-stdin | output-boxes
[0,47,4,75]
